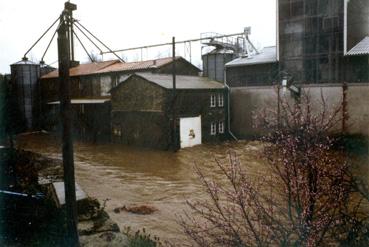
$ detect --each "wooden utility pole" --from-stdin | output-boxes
[172,37,177,151]
[57,2,79,246]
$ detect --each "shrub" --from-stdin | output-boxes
[179,92,369,246]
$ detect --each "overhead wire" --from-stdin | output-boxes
[73,20,125,63]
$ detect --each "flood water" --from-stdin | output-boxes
[16,133,369,244]
[17,133,268,243]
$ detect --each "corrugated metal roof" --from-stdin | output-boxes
[346,36,369,56]
[121,73,224,90]
[41,57,198,79]
[11,59,39,65]
[225,46,278,67]
[48,99,110,105]
[110,73,224,92]
[95,57,184,74]
[41,60,121,79]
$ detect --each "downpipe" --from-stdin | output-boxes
[224,69,238,141]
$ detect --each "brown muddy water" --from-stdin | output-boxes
[17,133,269,243]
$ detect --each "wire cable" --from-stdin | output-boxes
[74,20,125,62]
[40,22,62,64]
[72,30,94,62]
[23,16,60,59]
[72,22,103,54]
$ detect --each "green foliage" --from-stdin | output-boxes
[123,227,161,247]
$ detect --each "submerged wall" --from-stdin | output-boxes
[230,83,369,137]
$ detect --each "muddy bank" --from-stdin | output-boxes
[0,148,132,246]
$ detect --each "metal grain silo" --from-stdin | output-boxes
[202,49,236,82]
[10,58,41,130]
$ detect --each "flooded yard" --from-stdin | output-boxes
[17,133,269,243]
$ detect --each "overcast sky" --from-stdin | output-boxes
[0,0,277,73]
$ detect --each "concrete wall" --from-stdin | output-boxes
[230,83,369,138]
[230,86,278,138]
[346,84,369,136]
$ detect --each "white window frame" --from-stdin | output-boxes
[210,122,216,135]
[218,93,224,107]
[210,94,216,107]
[218,121,224,134]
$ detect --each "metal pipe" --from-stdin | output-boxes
[224,68,238,141]
[0,190,44,199]
[172,37,177,151]
[101,32,244,54]
[70,19,75,61]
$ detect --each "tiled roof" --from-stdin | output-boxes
[41,57,197,79]
[41,60,120,79]
[113,73,224,91]
[225,46,278,67]
[346,36,369,56]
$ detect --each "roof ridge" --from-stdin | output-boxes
[98,60,122,71]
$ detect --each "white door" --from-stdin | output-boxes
[180,116,202,148]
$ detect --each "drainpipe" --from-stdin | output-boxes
[224,68,238,141]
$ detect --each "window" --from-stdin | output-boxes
[210,94,216,107]
[218,121,224,134]
[210,122,216,135]
[218,93,224,107]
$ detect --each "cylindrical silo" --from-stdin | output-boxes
[10,58,41,130]
[202,49,236,83]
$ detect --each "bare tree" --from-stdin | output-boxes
[179,92,369,246]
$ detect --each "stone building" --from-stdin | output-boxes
[40,57,201,143]
[110,73,226,149]
[40,56,200,103]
